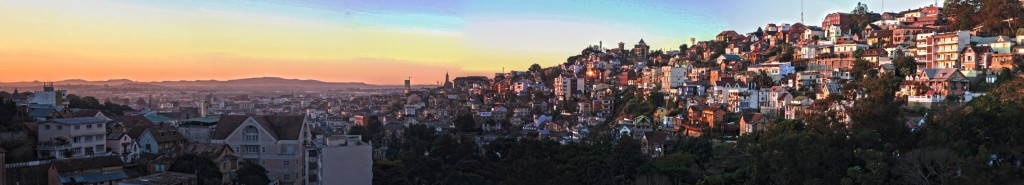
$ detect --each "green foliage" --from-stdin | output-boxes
[891,49,917,77]
[168,154,222,185]
[66,94,134,116]
[0,97,26,131]
[846,2,880,35]
[850,58,871,81]
[454,113,477,132]
[235,161,271,185]
[945,0,1024,36]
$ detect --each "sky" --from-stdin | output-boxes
[0,0,938,85]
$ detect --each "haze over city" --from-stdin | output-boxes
[1,0,933,84]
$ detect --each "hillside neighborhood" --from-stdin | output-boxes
[3,1,1024,185]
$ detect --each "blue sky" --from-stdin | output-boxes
[0,0,941,84]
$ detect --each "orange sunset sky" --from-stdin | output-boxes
[0,0,932,85]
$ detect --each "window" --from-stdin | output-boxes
[146,144,153,151]
[244,145,259,154]
[45,125,51,130]
[87,125,92,129]
[261,146,266,153]
[284,160,290,166]
[243,126,259,142]
[57,125,62,130]
[283,174,290,180]
[75,125,80,130]
[97,124,103,128]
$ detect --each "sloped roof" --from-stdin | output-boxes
[59,170,129,184]
[741,112,765,124]
[115,115,155,127]
[29,108,55,118]
[52,155,124,172]
[144,114,174,123]
[176,143,232,159]
[643,132,669,144]
[149,126,187,143]
[211,115,305,141]
[73,109,102,118]
[47,117,108,125]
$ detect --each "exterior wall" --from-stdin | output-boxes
[933,31,971,69]
[213,118,307,184]
[138,131,159,154]
[178,125,213,143]
[320,138,373,185]
[37,121,106,159]
[106,136,139,163]
[661,66,687,91]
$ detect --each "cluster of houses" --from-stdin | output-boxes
[369,4,1020,159]
[3,85,371,185]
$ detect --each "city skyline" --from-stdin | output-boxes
[1,0,936,85]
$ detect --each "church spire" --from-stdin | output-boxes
[443,70,453,88]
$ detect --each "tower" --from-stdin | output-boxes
[404,77,411,90]
[443,71,453,89]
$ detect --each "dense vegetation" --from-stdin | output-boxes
[945,0,1024,36]
[66,94,134,116]
[371,71,1023,184]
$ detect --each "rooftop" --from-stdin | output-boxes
[45,117,109,125]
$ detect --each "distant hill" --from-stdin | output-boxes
[0,77,436,91]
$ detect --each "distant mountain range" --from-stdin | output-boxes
[0,77,435,91]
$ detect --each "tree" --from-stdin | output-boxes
[235,160,271,185]
[851,58,872,81]
[529,63,543,74]
[349,125,370,142]
[653,152,698,183]
[454,113,477,132]
[891,49,917,77]
[679,44,689,51]
[168,154,222,185]
[892,148,960,185]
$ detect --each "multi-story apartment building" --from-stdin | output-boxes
[554,76,585,100]
[661,66,687,93]
[212,115,311,185]
[933,31,971,68]
[37,117,109,159]
[914,32,937,67]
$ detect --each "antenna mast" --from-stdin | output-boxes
[801,0,804,23]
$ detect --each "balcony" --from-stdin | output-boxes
[37,139,72,150]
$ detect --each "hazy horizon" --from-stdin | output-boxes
[1,0,937,85]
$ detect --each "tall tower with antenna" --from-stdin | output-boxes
[801,0,804,24]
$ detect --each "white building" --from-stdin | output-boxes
[747,62,795,82]
[554,76,585,99]
[661,66,687,93]
[37,117,109,159]
[28,83,69,106]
